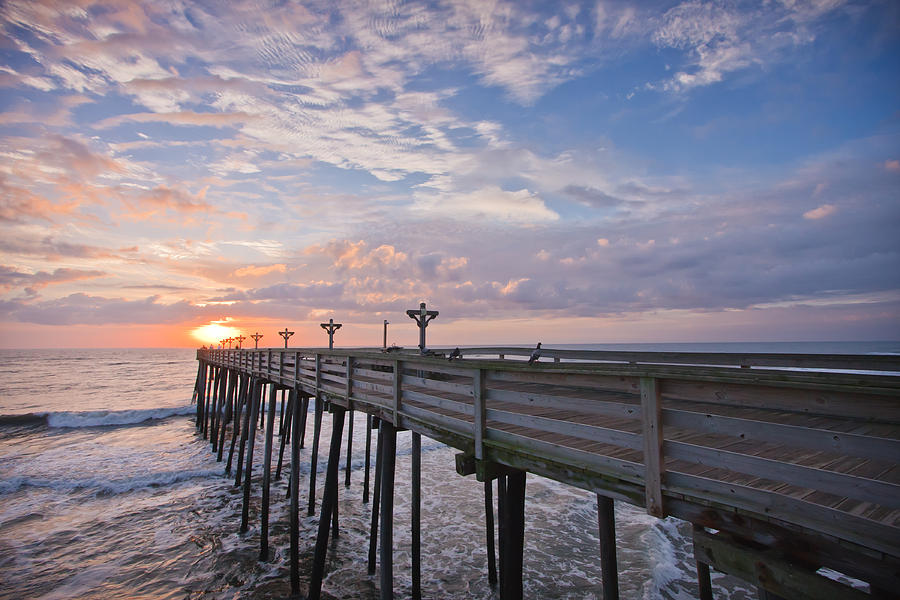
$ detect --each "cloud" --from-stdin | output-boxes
[0,293,199,325]
[412,186,559,223]
[0,265,105,293]
[803,203,837,220]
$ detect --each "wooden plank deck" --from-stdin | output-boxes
[199,346,900,595]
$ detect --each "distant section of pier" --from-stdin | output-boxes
[195,344,900,600]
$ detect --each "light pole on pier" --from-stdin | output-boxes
[320,318,342,350]
[406,302,438,354]
[235,335,246,349]
[383,319,389,348]
[225,337,233,349]
[279,328,294,349]
[251,332,263,349]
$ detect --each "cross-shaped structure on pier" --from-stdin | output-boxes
[251,332,263,349]
[320,318,342,350]
[279,327,294,348]
[406,302,438,354]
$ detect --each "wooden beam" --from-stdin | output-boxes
[692,528,874,600]
[641,376,665,517]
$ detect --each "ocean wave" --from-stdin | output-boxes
[0,468,221,497]
[0,405,195,429]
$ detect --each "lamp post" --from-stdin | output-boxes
[235,335,246,349]
[383,319,389,349]
[225,337,233,349]
[251,332,263,349]
[279,328,294,349]
[320,318,342,350]
[406,302,438,354]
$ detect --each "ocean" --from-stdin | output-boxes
[1,342,897,599]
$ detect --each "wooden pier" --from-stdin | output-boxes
[193,345,900,599]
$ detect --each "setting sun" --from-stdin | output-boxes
[191,320,241,346]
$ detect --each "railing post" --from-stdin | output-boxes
[392,360,402,427]
[474,369,486,460]
[640,376,664,517]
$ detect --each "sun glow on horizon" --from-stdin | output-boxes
[191,320,241,346]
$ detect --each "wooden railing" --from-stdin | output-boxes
[198,346,900,565]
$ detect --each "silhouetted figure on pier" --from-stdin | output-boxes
[528,342,542,365]
[448,347,462,361]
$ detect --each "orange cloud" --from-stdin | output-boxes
[234,263,288,277]
[803,204,837,220]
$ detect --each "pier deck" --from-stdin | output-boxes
[196,346,900,599]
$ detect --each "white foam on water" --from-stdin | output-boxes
[43,405,195,428]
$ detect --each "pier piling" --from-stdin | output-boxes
[240,379,261,534]
[289,386,302,596]
[412,431,422,600]
[260,383,278,560]
[368,418,384,575]
[485,480,497,586]
[276,389,293,480]
[307,395,323,516]
[364,414,372,503]
[597,494,619,600]
[308,405,346,600]
[379,421,398,600]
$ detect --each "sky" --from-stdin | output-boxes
[1,0,898,349]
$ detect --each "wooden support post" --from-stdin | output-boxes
[289,385,301,596]
[205,366,219,439]
[499,471,526,600]
[259,380,266,428]
[278,389,286,436]
[497,475,507,597]
[345,409,354,487]
[364,414,372,503]
[275,389,293,480]
[226,374,246,476]
[380,421,397,600]
[412,432,422,600]
[640,376,665,517]
[234,376,254,487]
[216,369,237,462]
[211,367,227,452]
[195,361,206,428]
[203,364,213,432]
[597,494,620,600]
[259,382,278,560]
[299,394,309,449]
[307,395,324,516]
[368,419,384,575]
[307,405,346,600]
[240,379,261,533]
[485,479,497,587]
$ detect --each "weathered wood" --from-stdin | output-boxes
[199,346,900,597]
[225,373,245,475]
[694,525,714,600]
[485,479,497,586]
[289,386,301,596]
[641,376,665,517]
[693,528,873,600]
[240,379,261,533]
[308,395,323,516]
[380,420,398,599]
[364,414,372,503]
[498,471,526,599]
[308,405,346,600]
[216,369,236,462]
[597,494,619,600]
[412,431,422,600]
[368,420,384,575]
[275,389,292,481]
[234,376,254,487]
[260,382,278,560]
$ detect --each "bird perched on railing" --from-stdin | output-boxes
[528,342,542,365]
[448,347,462,361]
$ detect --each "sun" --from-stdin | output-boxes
[191,321,241,346]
